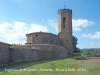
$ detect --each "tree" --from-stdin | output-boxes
[81,48,100,57]
[95,48,100,57]
[11,43,21,48]
[72,35,78,53]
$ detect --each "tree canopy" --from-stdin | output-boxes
[82,48,100,57]
[72,35,80,53]
[11,43,22,48]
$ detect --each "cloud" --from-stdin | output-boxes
[48,18,95,32]
[82,32,100,39]
[0,22,49,44]
[73,27,81,31]
[29,23,48,32]
[72,19,95,31]
[1,19,95,44]
[48,19,58,32]
[90,42,100,47]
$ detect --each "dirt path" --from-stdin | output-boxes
[79,57,100,66]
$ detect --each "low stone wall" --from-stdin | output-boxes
[10,45,68,63]
[0,43,68,66]
[10,49,53,63]
[0,43,10,67]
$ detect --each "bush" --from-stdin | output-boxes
[73,53,81,56]
[81,48,100,57]
[71,56,87,60]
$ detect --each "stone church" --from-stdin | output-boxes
[25,8,73,54]
[0,8,73,67]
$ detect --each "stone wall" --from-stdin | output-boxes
[10,45,68,63]
[26,32,60,45]
[0,42,10,67]
[10,49,53,63]
[0,42,68,66]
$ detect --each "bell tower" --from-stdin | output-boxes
[58,8,73,56]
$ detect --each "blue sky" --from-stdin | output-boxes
[0,0,100,48]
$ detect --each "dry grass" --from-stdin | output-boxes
[79,57,100,66]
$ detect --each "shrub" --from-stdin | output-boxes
[71,56,87,60]
[73,53,81,56]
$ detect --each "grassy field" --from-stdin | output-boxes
[0,58,100,75]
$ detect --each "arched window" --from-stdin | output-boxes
[63,17,66,28]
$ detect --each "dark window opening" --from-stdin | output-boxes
[67,40,68,42]
[36,34,38,37]
[63,17,66,28]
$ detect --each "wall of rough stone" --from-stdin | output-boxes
[0,43,10,67]
[10,49,53,63]
[0,42,68,66]
[26,32,60,45]
[10,45,68,63]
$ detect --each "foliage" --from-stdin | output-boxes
[71,56,87,60]
[73,53,81,56]
[10,43,22,48]
[81,48,100,58]
[95,48,100,57]
[72,53,87,60]
[72,35,81,53]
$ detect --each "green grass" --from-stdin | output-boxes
[0,58,100,75]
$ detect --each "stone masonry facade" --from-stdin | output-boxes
[0,42,10,67]
[26,32,60,45]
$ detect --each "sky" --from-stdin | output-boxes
[0,0,100,49]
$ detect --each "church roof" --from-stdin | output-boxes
[26,32,57,36]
